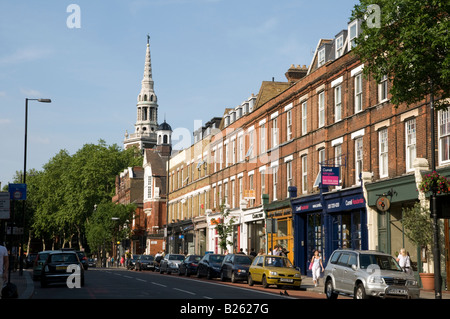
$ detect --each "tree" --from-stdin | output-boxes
[213,203,235,253]
[85,202,135,265]
[351,0,449,109]
[402,203,433,272]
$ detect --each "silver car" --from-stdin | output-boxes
[159,254,185,274]
[324,249,420,299]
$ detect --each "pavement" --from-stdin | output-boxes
[4,268,450,300]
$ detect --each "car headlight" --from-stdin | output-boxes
[269,271,278,276]
[237,269,246,273]
[294,273,301,278]
[212,266,220,271]
[368,275,385,284]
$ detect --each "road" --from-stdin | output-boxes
[32,267,305,300]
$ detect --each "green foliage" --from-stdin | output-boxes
[351,0,450,109]
[19,140,142,251]
[402,202,433,248]
[85,202,136,253]
[214,203,235,252]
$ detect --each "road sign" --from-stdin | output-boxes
[9,183,27,200]
[0,192,10,219]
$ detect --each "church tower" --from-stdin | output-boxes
[124,36,159,150]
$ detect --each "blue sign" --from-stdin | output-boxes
[321,166,340,186]
[9,184,27,200]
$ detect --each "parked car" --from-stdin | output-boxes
[76,251,89,270]
[128,255,140,270]
[323,249,420,299]
[220,254,253,283]
[197,254,225,279]
[87,258,96,268]
[25,253,38,269]
[248,255,302,289]
[160,254,185,274]
[178,254,202,277]
[40,250,85,288]
[136,255,155,271]
[32,250,53,281]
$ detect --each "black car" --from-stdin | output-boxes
[220,254,253,283]
[76,251,89,270]
[136,255,155,271]
[25,253,38,269]
[196,254,225,279]
[40,251,85,288]
[87,258,96,267]
[128,255,140,270]
[179,255,202,277]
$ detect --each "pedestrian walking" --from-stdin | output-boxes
[0,244,8,289]
[310,250,324,287]
[396,248,412,274]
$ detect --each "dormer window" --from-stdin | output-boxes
[318,48,326,67]
[348,20,359,49]
[335,35,344,58]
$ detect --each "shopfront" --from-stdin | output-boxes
[292,186,368,275]
[265,198,294,262]
[242,206,266,255]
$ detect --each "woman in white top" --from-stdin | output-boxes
[396,248,412,274]
[310,250,324,287]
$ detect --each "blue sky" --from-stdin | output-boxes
[0,0,358,187]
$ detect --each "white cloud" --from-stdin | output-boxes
[20,88,43,97]
[0,47,53,65]
[0,118,11,125]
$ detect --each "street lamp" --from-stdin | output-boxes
[19,98,51,275]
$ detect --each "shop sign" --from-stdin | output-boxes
[343,195,365,209]
[321,166,340,186]
[295,201,322,213]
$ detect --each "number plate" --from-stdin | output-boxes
[56,266,67,270]
[387,288,407,295]
[279,278,293,283]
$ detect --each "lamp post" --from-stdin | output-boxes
[19,98,51,276]
[429,87,442,299]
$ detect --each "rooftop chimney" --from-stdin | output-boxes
[285,64,308,83]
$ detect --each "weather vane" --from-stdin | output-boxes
[147,34,150,44]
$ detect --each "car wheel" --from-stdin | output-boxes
[325,279,338,300]
[248,274,254,286]
[354,283,368,299]
[185,268,190,277]
[220,270,226,281]
[262,275,268,288]
[231,272,237,283]
[207,269,212,280]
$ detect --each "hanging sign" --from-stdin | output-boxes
[321,166,340,186]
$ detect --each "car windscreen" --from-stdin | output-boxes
[359,254,402,271]
[235,256,252,265]
[169,255,185,261]
[210,255,224,263]
[141,255,154,260]
[50,253,78,263]
[265,257,292,268]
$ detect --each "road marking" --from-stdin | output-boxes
[151,282,167,287]
[173,288,196,295]
[123,275,133,279]
[136,278,146,282]
[203,296,213,299]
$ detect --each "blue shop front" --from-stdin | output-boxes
[291,186,368,275]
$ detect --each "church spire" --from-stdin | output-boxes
[124,36,159,150]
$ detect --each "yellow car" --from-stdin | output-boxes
[248,255,302,289]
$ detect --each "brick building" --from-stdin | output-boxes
[164,16,449,287]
